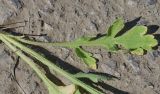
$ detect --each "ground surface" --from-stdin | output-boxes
[0,0,160,94]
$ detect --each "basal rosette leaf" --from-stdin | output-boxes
[75,47,97,69]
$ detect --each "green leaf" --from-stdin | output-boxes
[7,18,158,55]
[74,72,111,83]
[69,37,92,48]
[75,47,97,69]
[107,18,124,37]
[130,48,144,55]
[115,26,158,55]
[93,37,118,51]
[74,89,81,94]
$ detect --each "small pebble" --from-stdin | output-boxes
[114,72,120,78]
[44,23,53,31]
[93,54,102,60]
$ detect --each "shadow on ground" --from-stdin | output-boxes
[29,45,128,94]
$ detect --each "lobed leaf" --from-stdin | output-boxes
[107,18,124,37]
[6,18,158,67]
[115,26,158,55]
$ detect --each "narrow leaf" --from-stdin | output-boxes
[74,72,111,83]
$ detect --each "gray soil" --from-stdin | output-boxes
[0,0,160,94]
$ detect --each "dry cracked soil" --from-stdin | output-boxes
[0,0,160,94]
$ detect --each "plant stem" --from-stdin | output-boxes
[8,34,104,48]
[0,35,62,94]
[1,34,103,94]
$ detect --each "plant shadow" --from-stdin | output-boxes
[98,82,129,94]
[77,78,129,94]
[28,45,127,93]
[30,45,82,85]
[115,17,142,37]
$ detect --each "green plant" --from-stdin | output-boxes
[0,18,157,94]
[0,33,106,94]
[9,18,158,69]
